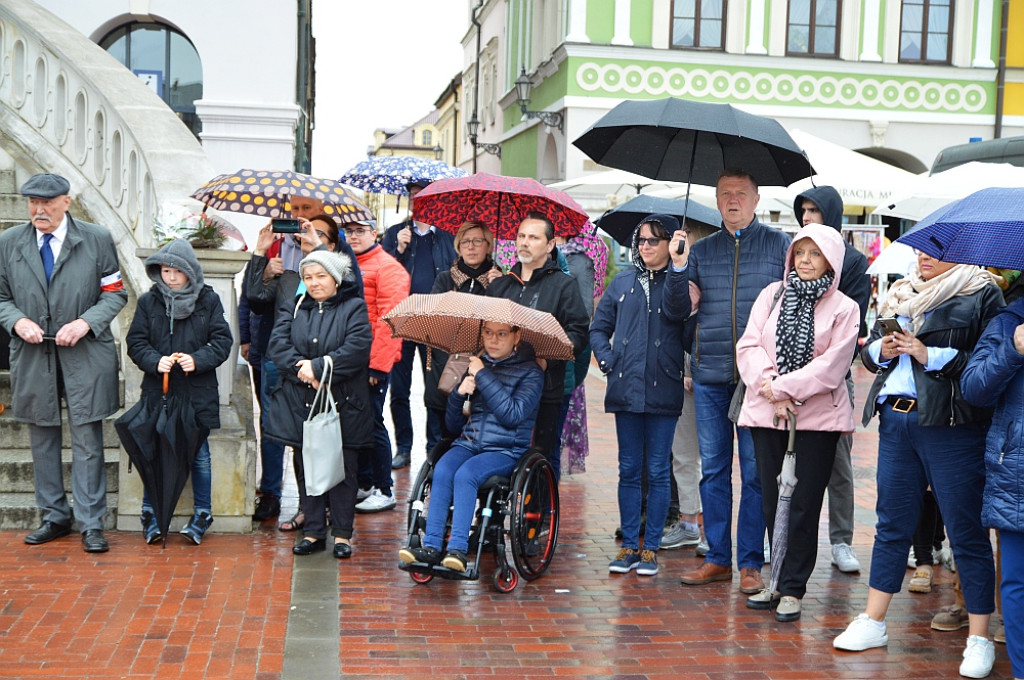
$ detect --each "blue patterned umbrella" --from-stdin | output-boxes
[339,156,468,196]
[897,187,1024,270]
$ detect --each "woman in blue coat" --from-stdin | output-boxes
[590,214,691,577]
[399,320,543,573]
[962,297,1024,680]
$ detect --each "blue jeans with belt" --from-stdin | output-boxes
[423,445,517,554]
[692,380,764,570]
[869,406,994,613]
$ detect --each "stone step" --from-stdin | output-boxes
[0,411,121,449]
[0,193,27,221]
[0,370,124,412]
[0,169,16,194]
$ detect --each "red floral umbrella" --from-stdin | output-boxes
[411,173,589,239]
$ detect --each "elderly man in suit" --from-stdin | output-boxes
[0,173,127,553]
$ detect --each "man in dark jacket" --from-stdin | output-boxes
[793,186,871,575]
[487,212,590,479]
[381,180,457,469]
[0,173,127,553]
[670,169,789,595]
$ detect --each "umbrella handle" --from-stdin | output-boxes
[162,372,169,395]
[771,409,798,448]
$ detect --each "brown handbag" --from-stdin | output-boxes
[437,354,472,395]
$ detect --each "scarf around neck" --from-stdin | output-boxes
[775,269,834,375]
[879,264,1000,333]
[450,256,495,292]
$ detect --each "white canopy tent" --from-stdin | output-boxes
[872,162,1024,221]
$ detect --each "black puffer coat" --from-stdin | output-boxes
[126,286,232,429]
[264,276,373,449]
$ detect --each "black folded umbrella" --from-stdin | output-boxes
[115,375,208,547]
[595,195,722,247]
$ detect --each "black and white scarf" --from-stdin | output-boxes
[775,269,834,375]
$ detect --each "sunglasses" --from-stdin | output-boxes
[637,237,666,247]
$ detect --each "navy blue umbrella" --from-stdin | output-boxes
[595,195,722,246]
[897,187,1024,270]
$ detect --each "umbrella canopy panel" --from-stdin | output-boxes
[573,98,813,187]
[595,194,722,246]
[382,292,574,360]
[338,155,468,196]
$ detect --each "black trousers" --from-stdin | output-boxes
[295,445,360,540]
[751,427,840,599]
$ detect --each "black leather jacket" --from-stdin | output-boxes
[861,284,1004,427]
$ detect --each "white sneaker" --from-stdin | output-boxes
[695,538,709,557]
[834,613,888,651]
[959,635,995,678]
[935,545,957,572]
[354,488,396,513]
[907,548,916,569]
[831,543,861,573]
[356,487,373,502]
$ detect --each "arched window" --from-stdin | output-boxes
[99,22,203,137]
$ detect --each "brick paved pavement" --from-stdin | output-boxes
[0,363,1012,679]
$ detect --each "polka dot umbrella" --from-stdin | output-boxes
[191,169,374,222]
[382,291,574,361]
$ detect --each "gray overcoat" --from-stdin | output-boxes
[0,215,127,426]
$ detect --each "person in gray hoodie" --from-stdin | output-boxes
[792,186,871,575]
[125,239,233,545]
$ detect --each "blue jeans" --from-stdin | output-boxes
[1001,530,1024,678]
[423,445,517,554]
[143,438,211,513]
[869,408,994,613]
[615,412,677,551]
[692,380,764,570]
[258,358,286,498]
[389,340,441,454]
[359,374,393,495]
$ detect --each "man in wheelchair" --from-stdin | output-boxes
[399,321,543,573]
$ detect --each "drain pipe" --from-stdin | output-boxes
[995,0,1009,138]
[470,0,484,174]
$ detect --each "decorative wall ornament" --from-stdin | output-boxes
[574,61,989,114]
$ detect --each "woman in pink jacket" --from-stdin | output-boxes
[735,222,860,622]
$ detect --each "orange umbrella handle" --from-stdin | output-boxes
[162,372,169,395]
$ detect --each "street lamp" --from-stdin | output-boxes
[466,113,501,158]
[433,145,444,161]
[514,67,563,133]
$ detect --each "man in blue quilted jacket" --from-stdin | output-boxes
[667,169,790,595]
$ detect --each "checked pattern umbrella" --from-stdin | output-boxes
[382,292,573,361]
[338,156,468,195]
[191,169,374,223]
[412,173,590,240]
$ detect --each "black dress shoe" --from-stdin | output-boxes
[253,495,281,521]
[24,521,72,545]
[82,529,109,553]
[333,541,352,559]
[292,538,325,556]
[391,450,411,469]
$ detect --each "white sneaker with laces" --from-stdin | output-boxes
[831,543,861,573]
[959,635,995,678]
[356,487,373,502]
[935,545,957,572]
[355,488,396,513]
[834,613,888,651]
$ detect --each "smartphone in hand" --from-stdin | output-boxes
[877,317,903,335]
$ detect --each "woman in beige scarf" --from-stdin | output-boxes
[834,251,1004,679]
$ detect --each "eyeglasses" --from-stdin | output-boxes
[481,328,513,340]
[637,237,666,247]
[315,230,329,240]
[343,227,374,237]
[460,238,489,248]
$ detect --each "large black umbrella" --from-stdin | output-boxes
[574,98,813,253]
[595,195,722,247]
[573,98,812,186]
[115,373,209,547]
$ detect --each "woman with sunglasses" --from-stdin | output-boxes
[590,214,691,577]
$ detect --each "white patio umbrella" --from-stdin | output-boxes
[867,242,917,275]
[873,162,1024,221]
[786,130,918,211]
[548,168,684,196]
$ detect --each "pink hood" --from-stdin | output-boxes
[735,223,860,433]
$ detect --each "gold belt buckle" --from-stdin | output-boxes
[892,398,916,413]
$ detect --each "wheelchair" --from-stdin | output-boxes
[398,439,559,593]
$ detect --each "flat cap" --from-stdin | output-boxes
[20,173,71,199]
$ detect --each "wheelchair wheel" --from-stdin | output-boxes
[406,460,433,548]
[410,570,434,585]
[492,567,518,593]
[509,451,559,581]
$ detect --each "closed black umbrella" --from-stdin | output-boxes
[115,373,209,547]
[595,195,722,247]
